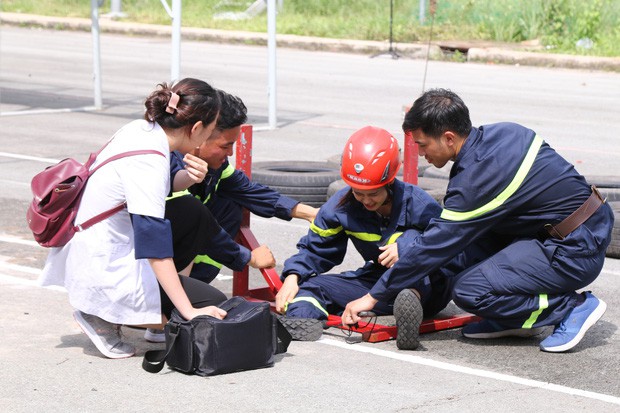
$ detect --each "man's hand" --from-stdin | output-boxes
[378,243,399,268]
[249,245,276,269]
[340,293,378,327]
[275,274,300,314]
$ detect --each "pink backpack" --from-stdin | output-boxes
[27,147,164,247]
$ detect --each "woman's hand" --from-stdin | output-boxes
[378,243,399,268]
[186,305,227,320]
[249,245,276,269]
[182,152,209,184]
[275,274,300,314]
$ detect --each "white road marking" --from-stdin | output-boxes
[2,235,619,404]
[0,106,99,117]
[0,234,40,247]
[318,337,620,406]
[0,151,60,164]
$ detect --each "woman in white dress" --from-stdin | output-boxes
[40,78,228,359]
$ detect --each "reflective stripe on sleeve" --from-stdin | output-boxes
[385,232,403,245]
[310,222,344,237]
[440,135,544,222]
[344,230,381,242]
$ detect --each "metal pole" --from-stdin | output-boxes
[419,0,426,25]
[171,0,182,81]
[267,0,277,129]
[90,0,103,109]
[109,0,127,18]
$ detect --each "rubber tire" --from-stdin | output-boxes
[585,175,620,202]
[326,179,348,200]
[267,185,328,195]
[605,203,620,259]
[251,161,341,188]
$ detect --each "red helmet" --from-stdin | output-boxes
[341,126,401,190]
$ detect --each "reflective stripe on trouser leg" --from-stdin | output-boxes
[522,294,549,329]
[285,296,329,318]
[194,254,223,269]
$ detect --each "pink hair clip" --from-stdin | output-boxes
[166,92,180,114]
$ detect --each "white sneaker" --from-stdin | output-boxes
[73,310,135,359]
[144,328,166,343]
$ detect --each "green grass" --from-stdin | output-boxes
[2,0,619,57]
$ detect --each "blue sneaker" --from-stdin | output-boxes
[462,319,544,339]
[540,292,607,353]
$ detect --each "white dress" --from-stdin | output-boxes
[39,120,171,325]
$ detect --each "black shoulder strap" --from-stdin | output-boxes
[275,317,292,354]
[142,323,180,374]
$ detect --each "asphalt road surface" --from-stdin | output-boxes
[1,25,619,412]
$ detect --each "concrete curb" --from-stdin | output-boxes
[2,12,619,72]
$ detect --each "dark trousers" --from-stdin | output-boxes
[452,237,606,329]
[286,268,440,320]
[161,195,228,317]
[189,196,243,283]
[159,275,227,320]
[165,195,226,272]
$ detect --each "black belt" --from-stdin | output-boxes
[544,185,605,240]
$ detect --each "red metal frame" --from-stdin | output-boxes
[232,124,479,342]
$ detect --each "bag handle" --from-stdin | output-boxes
[142,322,181,374]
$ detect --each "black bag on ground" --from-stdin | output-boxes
[143,297,291,376]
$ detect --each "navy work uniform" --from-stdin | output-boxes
[169,152,300,283]
[371,123,614,330]
[283,179,456,320]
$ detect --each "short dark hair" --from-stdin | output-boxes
[216,90,247,131]
[402,88,472,138]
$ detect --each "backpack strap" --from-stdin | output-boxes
[73,149,166,232]
[90,149,165,175]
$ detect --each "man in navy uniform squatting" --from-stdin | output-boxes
[341,88,614,353]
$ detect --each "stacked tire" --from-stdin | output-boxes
[251,161,341,208]
[585,176,620,259]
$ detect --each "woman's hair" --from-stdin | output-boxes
[336,183,393,209]
[144,78,220,132]
[215,90,247,131]
[336,188,355,209]
[402,88,472,138]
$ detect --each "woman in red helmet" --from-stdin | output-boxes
[275,126,454,349]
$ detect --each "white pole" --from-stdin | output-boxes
[419,0,426,24]
[267,0,277,129]
[90,0,103,109]
[171,0,182,81]
[109,0,126,18]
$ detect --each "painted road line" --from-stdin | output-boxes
[0,234,40,247]
[1,258,618,405]
[0,151,60,164]
[318,337,620,406]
